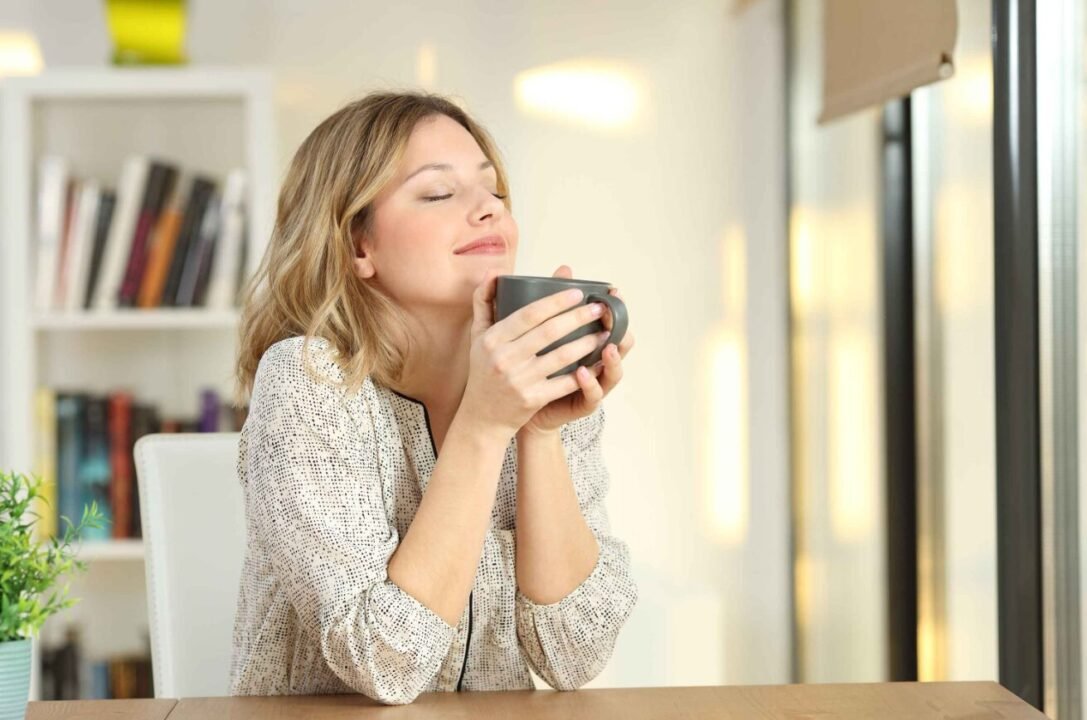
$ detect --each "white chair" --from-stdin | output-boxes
[134,432,245,698]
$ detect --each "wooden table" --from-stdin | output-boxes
[26,681,1050,719]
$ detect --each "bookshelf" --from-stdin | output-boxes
[0,67,275,701]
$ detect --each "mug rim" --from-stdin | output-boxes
[497,274,611,286]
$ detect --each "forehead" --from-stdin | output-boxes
[401,114,489,168]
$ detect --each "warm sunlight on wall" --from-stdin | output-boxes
[513,61,643,129]
[702,225,749,547]
[829,331,878,542]
[704,329,749,546]
[0,31,43,76]
[946,56,992,127]
[415,43,437,89]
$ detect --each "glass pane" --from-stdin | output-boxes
[910,0,997,683]
[788,0,887,682]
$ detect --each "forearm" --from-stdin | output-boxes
[387,413,509,626]
[514,427,599,605]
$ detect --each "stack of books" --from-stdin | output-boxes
[40,626,153,700]
[33,387,248,541]
[35,155,248,313]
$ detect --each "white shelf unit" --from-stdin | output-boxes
[0,67,276,701]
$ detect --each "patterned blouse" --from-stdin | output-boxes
[229,336,638,705]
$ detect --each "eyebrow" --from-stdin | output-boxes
[402,159,495,185]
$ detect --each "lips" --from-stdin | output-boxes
[454,235,505,254]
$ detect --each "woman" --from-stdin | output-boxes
[229,91,638,705]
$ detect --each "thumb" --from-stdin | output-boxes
[471,269,499,338]
[553,264,573,279]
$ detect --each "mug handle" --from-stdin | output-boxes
[583,292,628,367]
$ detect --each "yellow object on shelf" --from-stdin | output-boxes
[103,0,187,65]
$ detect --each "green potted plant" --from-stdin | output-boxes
[0,470,104,720]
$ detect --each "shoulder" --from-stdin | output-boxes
[248,336,379,445]
[251,336,366,420]
[256,335,345,387]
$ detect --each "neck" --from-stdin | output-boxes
[390,306,473,417]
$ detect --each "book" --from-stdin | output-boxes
[64,182,102,313]
[162,177,216,306]
[92,156,150,310]
[83,190,117,309]
[35,156,70,313]
[198,389,220,432]
[137,181,185,308]
[108,393,133,539]
[33,387,58,540]
[78,397,113,541]
[128,404,160,539]
[51,179,80,310]
[176,190,221,307]
[119,161,179,307]
[204,169,247,309]
[55,393,86,534]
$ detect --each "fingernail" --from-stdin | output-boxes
[565,288,584,302]
[589,303,604,317]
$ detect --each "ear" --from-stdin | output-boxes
[352,254,375,280]
[352,231,376,280]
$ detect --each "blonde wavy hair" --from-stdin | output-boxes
[234,91,512,406]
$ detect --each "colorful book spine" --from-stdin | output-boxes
[119,162,179,307]
[162,177,215,306]
[83,190,117,309]
[55,393,86,534]
[93,156,149,310]
[78,397,113,541]
[33,387,57,540]
[108,393,134,539]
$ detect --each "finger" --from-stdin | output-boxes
[492,286,586,344]
[574,364,605,404]
[554,265,573,279]
[541,368,582,403]
[618,330,635,357]
[471,269,500,338]
[535,330,609,379]
[598,343,624,391]
[515,299,608,361]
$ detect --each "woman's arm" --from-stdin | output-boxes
[513,426,600,604]
[511,405,639,690]
[387,411,510,625]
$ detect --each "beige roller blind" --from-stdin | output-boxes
[820,0,957,123]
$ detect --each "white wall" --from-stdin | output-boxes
[7,0,792,688]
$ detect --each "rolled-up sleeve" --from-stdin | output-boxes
[243,342,455,705]
[514,406,638,690]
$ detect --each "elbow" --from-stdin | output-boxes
[326,654,433,706]
[365,679,427,706]
[548,655,608,692]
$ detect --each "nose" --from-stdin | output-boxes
[471,186,505,224]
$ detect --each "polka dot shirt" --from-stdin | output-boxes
[228,336,638,705]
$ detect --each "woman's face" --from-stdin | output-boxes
[354,113,518,313]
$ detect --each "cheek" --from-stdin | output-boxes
[505,216,520,251]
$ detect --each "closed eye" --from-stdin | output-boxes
[423,193,508,202]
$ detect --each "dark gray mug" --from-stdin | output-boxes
[495,275,628,378]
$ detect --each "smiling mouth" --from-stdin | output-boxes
[455,237,505,254]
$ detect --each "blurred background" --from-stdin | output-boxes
[0,0,1083,717]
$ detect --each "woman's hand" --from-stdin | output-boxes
[457,267,627,440]
[519,265,635,436]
